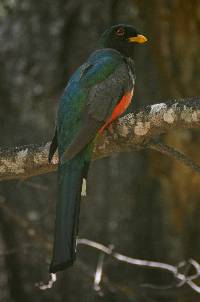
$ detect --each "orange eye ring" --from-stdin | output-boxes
[116,27,125,36]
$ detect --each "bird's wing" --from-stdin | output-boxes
[60,50,134,162]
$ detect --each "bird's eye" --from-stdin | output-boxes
[116,27,125,36]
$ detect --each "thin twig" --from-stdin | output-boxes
[77,238,200,294]
[94,252,105,296]
[1,198,200,294]
[149,141,200,175]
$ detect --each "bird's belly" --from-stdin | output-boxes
[110,90,133,121]
[99,89,133,133]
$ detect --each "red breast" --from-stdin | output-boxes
[99,90,134,133]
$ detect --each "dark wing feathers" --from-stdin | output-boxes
[87,63,130,121]
[61,117,101,163]
[61,63,131,163]
[55,50,134,163]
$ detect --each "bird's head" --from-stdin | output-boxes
[98,24,147,58]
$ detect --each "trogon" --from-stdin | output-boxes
[48,24,147,273]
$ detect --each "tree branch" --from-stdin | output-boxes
[0,97,200,181]
[149,141,200,175]
[77,239,200,294]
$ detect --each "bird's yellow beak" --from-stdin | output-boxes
[129,34,148,44]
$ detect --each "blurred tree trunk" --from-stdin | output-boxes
[0,0,200,301]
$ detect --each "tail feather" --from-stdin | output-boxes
[49,159,84,273]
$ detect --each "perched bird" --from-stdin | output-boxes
[49,24,147,273]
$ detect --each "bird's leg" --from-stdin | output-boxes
[107,123,114,134]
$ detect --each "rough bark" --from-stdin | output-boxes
[0,97,200,181]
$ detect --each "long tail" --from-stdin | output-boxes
[49,158,86,273]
